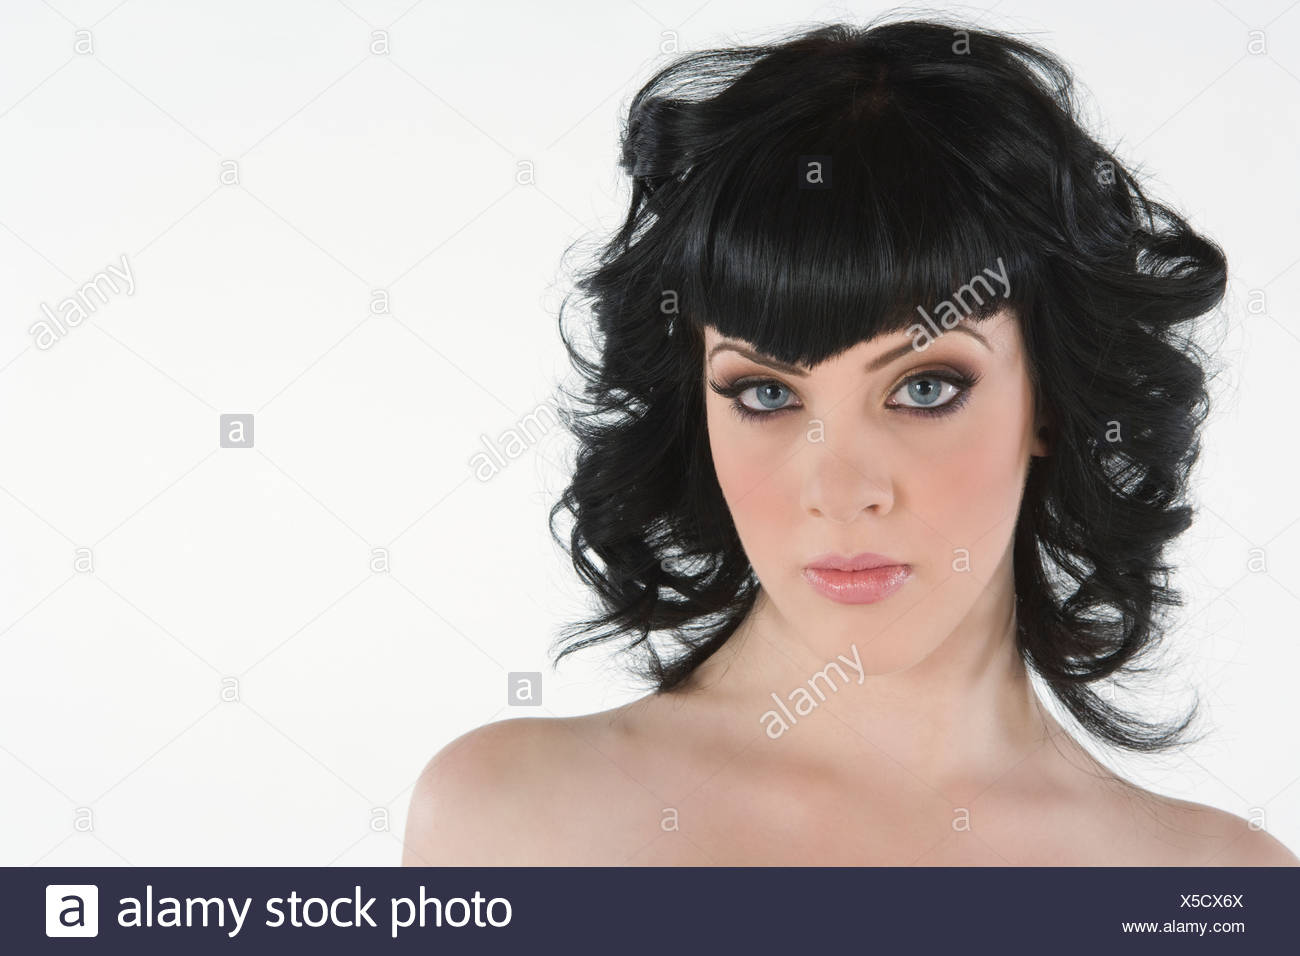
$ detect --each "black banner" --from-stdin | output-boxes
[7,866,1295,953]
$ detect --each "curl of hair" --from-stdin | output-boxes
[546,15,1228,754]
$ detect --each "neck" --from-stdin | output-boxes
[679,565,1070,792]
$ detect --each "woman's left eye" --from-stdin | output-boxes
[886,373,974,416]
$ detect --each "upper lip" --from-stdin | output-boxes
[805,551,904,571]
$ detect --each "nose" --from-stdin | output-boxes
[799,424,896,522]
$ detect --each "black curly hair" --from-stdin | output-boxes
[546,15,1228,754]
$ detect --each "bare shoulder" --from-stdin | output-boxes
[401,710,665,866]
[1038,731,1299,866]
[1141,793,1300,866]
[401,717,576,866]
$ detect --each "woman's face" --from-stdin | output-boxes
[702,310,1049,672]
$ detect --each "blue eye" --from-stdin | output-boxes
[741,381,794,413]
[707,369,980,423]
[705,379,799,421]
[890,375,965,412]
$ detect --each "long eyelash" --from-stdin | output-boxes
[707,377,798,423]
[889,369,982,419]
[707,370,982,422]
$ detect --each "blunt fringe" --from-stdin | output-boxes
[546,15,1228,754]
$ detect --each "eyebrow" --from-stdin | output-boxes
[706,324,992,377]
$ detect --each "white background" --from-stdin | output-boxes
[1,0,1297,866]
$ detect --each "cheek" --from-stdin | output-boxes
[706,408,801,555]
[909,381,1033,560]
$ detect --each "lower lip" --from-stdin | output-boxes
[802,565,911,604]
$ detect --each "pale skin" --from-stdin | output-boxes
[403,310,1299,866]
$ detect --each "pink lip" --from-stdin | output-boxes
[802,563,911,605]
[805,551,901,571]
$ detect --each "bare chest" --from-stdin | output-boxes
[561,751,1205,866]
[617,788,1206,866]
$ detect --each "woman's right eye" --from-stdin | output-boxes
[707,378,800,421]
[738,381,795,412]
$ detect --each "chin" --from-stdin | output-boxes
[803,598,950,671]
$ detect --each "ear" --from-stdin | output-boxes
[1030,407,1054,458]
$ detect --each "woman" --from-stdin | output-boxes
[403,16,1299,866]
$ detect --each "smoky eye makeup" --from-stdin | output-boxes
[706,362,984,424]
